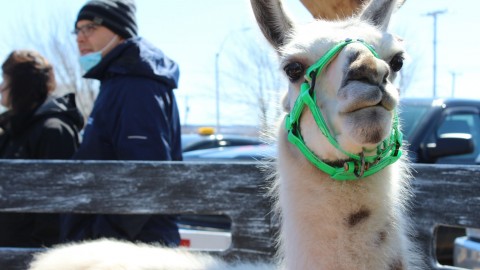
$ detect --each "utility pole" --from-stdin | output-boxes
[425,10,447,98]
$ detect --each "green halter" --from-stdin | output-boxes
[284,38,403,181]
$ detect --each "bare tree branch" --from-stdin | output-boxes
[1,5,97,119]
[220,33,286,134]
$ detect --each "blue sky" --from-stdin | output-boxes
[0,0,479,126]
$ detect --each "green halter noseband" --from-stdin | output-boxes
[284,38,403,181]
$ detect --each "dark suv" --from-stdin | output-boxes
[399,98,480,266]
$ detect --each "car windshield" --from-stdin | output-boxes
[398,102,430,140]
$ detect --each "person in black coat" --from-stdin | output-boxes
[0,50,84,247]
[61,0,182,246]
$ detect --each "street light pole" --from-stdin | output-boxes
[214,27,250,133]
[450,71,461,97]
[425,10,447,98]
[214,52,220,133]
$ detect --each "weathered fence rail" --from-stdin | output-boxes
[0,160,479,269]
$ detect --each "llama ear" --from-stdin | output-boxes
[359,0,403,30]
[250,0,295,51]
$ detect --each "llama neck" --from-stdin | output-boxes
[275,135,411,270]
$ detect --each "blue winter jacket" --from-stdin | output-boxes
[74,37,182,161]
[61,37,182,246]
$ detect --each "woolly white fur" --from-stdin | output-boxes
[28,239,272,270]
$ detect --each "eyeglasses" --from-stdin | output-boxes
[72,23,100,37]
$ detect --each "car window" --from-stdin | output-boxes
[398,102,430,141]
[432,113,480,164]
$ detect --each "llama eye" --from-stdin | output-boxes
[284,62,305,82]
[389,54,404,72]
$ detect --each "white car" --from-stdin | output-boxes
[454,228,480,268]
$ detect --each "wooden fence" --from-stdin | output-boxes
[0,160,479,269]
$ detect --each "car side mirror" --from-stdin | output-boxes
[425,133,475,160]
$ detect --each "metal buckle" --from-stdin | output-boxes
[354,152,366,178]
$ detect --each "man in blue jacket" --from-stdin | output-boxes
[61,0,182,246]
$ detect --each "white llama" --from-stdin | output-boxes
[28,0,420,269]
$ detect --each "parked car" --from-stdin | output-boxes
[454,228,480,268]
[183,144,275,161]
[398,98,480,266]
[182,127,264,152]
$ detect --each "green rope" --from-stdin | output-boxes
[285,38,403,181]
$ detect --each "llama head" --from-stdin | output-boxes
[251,0,405,179]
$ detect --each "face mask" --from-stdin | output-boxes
[79,51,102,72]
[79,36,119,72]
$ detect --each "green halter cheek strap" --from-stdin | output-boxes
[284,38,403,181]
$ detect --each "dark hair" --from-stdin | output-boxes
[1,50,56,113]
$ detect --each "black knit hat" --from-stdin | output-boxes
[76,0,137,39]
